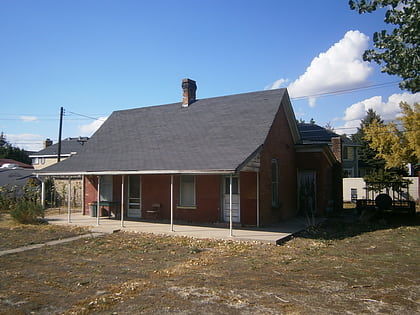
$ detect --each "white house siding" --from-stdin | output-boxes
[343,177,419,203]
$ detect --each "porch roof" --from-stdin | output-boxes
[37,89,294,176]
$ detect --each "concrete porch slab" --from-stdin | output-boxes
[45,212,312,244]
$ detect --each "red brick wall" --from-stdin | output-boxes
[296,151,342,215]
[259,100,297,225]
[140,174,221,223]
[141,175,171,220]
[240,172,258,225]
[173,175,221,223]
[84,175,97,215]
[296,152,328,215]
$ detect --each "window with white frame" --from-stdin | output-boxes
[180,175,196,207]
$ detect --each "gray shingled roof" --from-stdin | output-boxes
[38,89,289,175]
[298,123,354,145]
[30,137,89,156]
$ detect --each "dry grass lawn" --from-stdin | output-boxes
[0,211,419,314]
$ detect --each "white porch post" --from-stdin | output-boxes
[257,171,260,228]
[81,175,85,214]
[96,176,101,226]
[67,177,72,223]
[40,178,45,208]
[170,175,174,232]
[121,175,125,227]
[229,174,233,237]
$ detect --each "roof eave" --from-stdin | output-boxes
[34,169,237,177]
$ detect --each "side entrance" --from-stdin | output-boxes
[222,176,240,223]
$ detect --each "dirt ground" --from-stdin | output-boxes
[0,211,419,314]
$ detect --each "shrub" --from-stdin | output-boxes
[10,199,44,224]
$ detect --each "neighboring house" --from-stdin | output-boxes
[30,137,88,208]
[29,137,89,170]
[0,159,33,169]
[37,79,342,227]
[298,123,359,178]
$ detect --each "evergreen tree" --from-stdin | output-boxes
[0,133,31,165]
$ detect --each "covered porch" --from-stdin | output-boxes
[40,170,262,238]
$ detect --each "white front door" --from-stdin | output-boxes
[223,176,240,223]
[128,175,141,218]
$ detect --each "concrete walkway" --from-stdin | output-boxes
[45,212,310,244]
[0,232,104,257]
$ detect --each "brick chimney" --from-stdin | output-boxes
[182,78,197,107]
[331,136,342,162]
[43,138,53,149]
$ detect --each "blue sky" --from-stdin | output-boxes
[1,0,419,151]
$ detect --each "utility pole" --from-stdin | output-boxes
[57,107,64,162]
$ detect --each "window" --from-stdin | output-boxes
[180,175,196,207]
[40,157,45,165]
[100,175,113,201]
[271,159,279,207]
[32,158,39,165]
[343,147,354,161]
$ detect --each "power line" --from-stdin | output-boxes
[65,110,107,121]
[290,81,400,100]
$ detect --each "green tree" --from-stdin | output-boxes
[349,0,420,92]
[352,109,386,173]
[0,133,31,164]
[363,102,419,168]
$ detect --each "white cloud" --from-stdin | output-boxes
[337,92,420,134]
[265,78,289,90]
[20,116,38,122]
[78,117,108,135]
[6,133,44,152]
[267,30,373,107]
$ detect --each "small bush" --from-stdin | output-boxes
[10,200,44,224]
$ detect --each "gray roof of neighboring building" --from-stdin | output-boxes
[37,89,295,175]
[298,123,355,145]
[0,168,36,187]
[30,137,89,157]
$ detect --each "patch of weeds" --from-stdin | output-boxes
[188,246,202,254]
[10,200,44,224]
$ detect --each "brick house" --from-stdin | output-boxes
[37,79,342,227]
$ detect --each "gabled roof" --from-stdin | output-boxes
[30,137,89,157]
[298,123,355,145]
[37,88,298,175]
